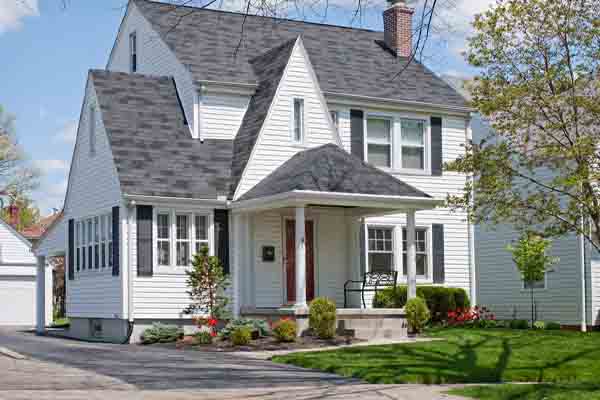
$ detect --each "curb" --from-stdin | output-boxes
[0,347,27,360]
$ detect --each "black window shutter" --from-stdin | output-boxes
[432,223,445,284]
[112,206,120,277]
[350,109,364,160]
[431,117,443,176]
[68,219,75,280]
[214,209,230,275]
[137,205,153,277]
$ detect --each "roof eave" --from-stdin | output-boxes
[231,190,443,214]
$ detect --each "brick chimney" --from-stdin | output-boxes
[383,0,414,58]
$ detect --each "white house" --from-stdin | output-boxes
[0,217,51,326]
[34,0,475,342]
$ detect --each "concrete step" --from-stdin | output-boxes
[337,317,408,340]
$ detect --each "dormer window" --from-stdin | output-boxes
[292,98,304,143]
[129,32,137,73]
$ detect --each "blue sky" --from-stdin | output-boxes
[0,0,489,215]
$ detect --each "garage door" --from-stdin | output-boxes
[0,276,36,326]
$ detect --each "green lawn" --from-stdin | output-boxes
[272,328,600,384]
[449,384,600,400]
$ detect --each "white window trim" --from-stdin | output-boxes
[74,210,115,277]
[365,116,394,169]
[401,225,433,281]
[363,111,432,175]
[153,208,214,274]
[291,98,305,145]
[366,225,396,274]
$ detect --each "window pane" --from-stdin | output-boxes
[177,242,190,266]
[102,243,107,268]
[100,216,106,241]
[108,242,113,267]
[294,99,303,142]
[94,217,99,242]
[157,214,170,239]
[108,214,113,236]
[368,144,391,167]
[369,253,393,273]
[157,241,170,266]
[177,215,189,240]
[401,119,424,145]
[367,119,391,141]
[88,220,93,242]
[417,254,427,276]
[195,242,208,255]
[402,147,424,169]
[195,215,207,240]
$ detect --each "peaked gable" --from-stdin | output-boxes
[232,37,339,199]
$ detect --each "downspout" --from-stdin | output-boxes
[579,217,587,332]
[466,117,477,305]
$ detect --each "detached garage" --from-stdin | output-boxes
[0,218,37,326]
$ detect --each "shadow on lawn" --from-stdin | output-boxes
[452,383,600,400]
[278,330,600,384]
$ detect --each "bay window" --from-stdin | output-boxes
[366,118,392,168]
[402,227,428,277]
[367,227,394,273]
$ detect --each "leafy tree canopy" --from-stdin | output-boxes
[447,0,600,251]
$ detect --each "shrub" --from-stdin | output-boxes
[231,326,252,346]
[509,319,530,329]
[533,321,546,330]
[272,319,297,342]
[546,321,561,330]
[309,297,337,339]
[220,318,270,339]
[195,330,213,345]
[405,297,430,333]
[140,323,183,345]
[374,286,470,322]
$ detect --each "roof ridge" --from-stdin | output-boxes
[134,0,381,34]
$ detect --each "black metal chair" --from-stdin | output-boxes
[344,271,398,308]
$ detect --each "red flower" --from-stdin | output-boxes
[210,331,217,337]
[208,318,218,327]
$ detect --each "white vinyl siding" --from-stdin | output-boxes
[235,39,336,198]
[198,93,249,140]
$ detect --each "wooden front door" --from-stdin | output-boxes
[285,220,315,304]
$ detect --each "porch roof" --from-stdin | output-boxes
[238,144,432,201]
[234,144,441,212]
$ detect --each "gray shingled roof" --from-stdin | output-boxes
[238,144,431,201]
[229,38,297,198]
[133,0,469,109]
[90,70,233,199]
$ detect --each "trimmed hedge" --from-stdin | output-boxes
[373,285,471,322]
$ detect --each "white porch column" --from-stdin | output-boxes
[295,206,307,308]
[406,210,417,300]
[232,213,247,318]
[36,255,47,334]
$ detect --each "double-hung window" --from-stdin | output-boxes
[130,32,137,73]
[76,222,81,272]
[367,227,394,273]
[100,215,107,268]
[402,228,428,277]
[401,119,426,170]
[292,98,304,143]
[366,118,392,168]
[108,214,113,267]
[81,221,87,270]
[194,215,209,255]
[157,213,171,267]
[93,217,100,269]
[176,215,191,267]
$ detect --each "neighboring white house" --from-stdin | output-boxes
[0,218,41,326]
[34,0,475,342]
[473,115,600,330]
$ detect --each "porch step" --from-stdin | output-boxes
[337,317,408,340]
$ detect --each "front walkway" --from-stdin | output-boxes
[0,328,466,400]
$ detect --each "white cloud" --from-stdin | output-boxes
[33,159,69,173]
[53,120,78,144]
[33,178,68,215]
[0,0,39,34]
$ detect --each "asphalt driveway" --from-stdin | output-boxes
[0,327,464,399]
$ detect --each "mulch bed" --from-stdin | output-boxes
[169,334,365,352]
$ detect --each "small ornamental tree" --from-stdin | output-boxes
[184,245,230,323]
[507,232,558,325]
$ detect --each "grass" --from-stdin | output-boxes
[272,328,600,384]
[449,384,600,400]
